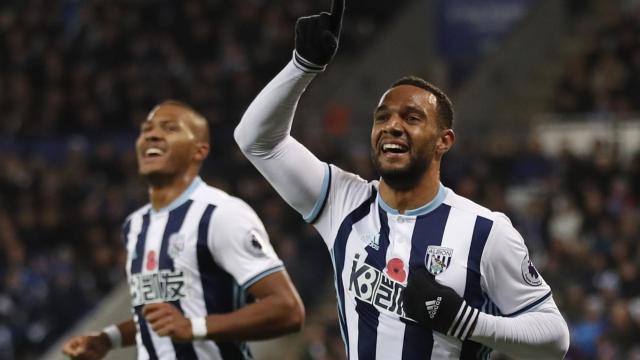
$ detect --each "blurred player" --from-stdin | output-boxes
[234,0,569,358]
[62,101,304,359]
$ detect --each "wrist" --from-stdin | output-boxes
[446,301,479,341]
[101,324,121,349]
[190,317,208,340]
[292,50,327,73]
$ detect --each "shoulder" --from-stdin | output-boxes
[124,204,152,225]
[443,187,513,228]
[328,164,371,187]
[192,182,262,231]
[327,164,378,202]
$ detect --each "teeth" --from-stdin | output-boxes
[382,144,406,151]
[145,148,164,156]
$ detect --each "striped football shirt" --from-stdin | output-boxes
[123,177,284,359]
[308,164,552,360]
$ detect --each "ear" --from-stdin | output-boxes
[193,142,210,162]
[436,129,455,156]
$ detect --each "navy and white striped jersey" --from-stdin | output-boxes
[122,177,284,360]
[310,165,552,360]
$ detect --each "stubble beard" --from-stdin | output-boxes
[371,148,435,191]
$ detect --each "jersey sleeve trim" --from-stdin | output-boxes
[304,163,331,223]
[503,291,552,317]
[240,264,286,290]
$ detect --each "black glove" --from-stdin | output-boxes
[402,268,479,341]
[294,0,345,70]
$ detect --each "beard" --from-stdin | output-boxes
[371,147,435,191]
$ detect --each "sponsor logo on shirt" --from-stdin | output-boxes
[129,269,188,306]
[425,246,453,275]
[349,253,406,317]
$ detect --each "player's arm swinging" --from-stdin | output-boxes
[62,319,136,359]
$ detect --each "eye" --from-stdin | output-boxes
[163,123,180,132]
[407,114,422,123]
[374,113,389,122]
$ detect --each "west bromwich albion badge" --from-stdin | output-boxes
[425,246,453,275]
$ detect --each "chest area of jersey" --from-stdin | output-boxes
[126,212,198,306]
[343,206,481,316]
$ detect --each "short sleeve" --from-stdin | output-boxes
[209,198,284,289]
[311,164,375,249]
[481,215,552,317]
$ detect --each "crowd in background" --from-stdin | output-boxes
[554,1,640,116]
[0,0,406,358]
[1,1,640,360]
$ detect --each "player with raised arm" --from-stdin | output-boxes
[62,101,304,359]
[234,0,569,359]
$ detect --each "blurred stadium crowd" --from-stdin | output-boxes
[0,1,639,360]
[554,1,640,116]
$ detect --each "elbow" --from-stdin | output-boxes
[555,320,570,358]
[233,125,250,154]
[277,293,305,334]
[285,296,306,333]
[539,318,570,359]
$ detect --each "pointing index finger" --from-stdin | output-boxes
[329,0,345,34]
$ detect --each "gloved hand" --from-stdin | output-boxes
[294,0,345,70]
[402,268,479,341]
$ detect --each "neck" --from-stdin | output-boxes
[147,171,198,211]
[379,163,441,214]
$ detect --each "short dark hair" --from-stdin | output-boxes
[391,76,454,129]
[156,99,210,143]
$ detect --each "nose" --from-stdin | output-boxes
[383,114,404,136]
[143,126,163,142]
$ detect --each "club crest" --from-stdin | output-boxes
[424,246,453,275]
[168,233,185,259]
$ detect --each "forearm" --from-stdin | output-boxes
[116,319,137,347]
[100,319,137,349]
[234,59,327,218]
[234,58,317,156]
[470,305,569,359]
[203,292,303,341]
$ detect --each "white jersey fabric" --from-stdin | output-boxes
[123,177,283,360]
[313,165,551,359]
[234,56,569,359]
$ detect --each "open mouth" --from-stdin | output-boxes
[381,143,409,154]
[143,147,165,159]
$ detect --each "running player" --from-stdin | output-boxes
[234,0,569,358]
[62,101,304,359]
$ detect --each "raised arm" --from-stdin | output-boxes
[234,0,345,221]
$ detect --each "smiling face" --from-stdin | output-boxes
[370,84,452,190]
[136,103,209,183]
